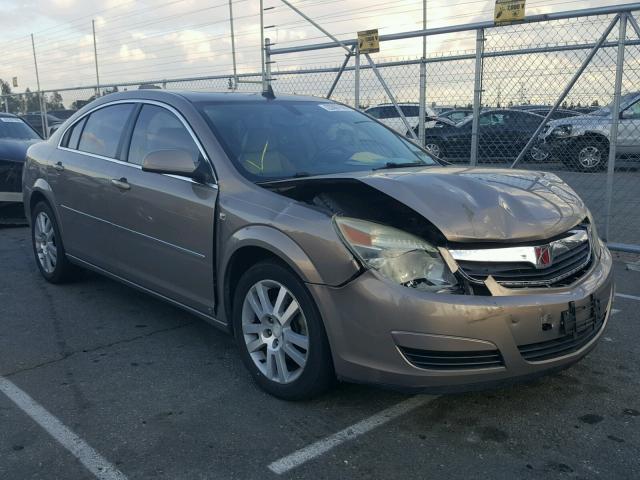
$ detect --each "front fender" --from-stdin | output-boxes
[23,177,57,226]
[221,224,324,285]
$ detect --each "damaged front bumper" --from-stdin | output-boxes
[308,245,614,392]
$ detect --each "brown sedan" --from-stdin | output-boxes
[22,90,613,399]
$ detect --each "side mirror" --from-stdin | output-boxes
[142,149,197,178]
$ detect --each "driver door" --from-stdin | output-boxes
[618,99,640,155]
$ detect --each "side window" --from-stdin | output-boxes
[622,100,640,120]
[78,104,135,158]
[62,117,87,149]
[366,108,380,119]
[401,106,419,117]
[128,104,200,166]
[379,106,397,119]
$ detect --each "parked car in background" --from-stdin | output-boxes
[1,113,41,216]
[48,109,77,121]
[20,112,63,138]
[22,90,613,400]
[438,108,473,123]
[364,103,437,134]
[417,109,548,161]
[539,92,640,171]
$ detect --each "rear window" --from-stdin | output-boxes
[0,117,41,140]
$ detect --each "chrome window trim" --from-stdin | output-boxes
[60,204,206,258]
[56,98,218,183]
[448,229,589,268]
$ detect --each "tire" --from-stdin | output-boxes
[31,201,78,283]
[232,260,335,400]
[424,140,444,159]
[563,138,608,172]
[529,145,550,162]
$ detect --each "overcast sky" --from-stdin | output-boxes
[0,0,636,92]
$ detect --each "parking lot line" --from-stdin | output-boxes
[616,293,640,302]
[268,395,436,475]
[0,376,128,480]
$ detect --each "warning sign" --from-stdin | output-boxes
[494,0,526,25]
[357,29,379,54]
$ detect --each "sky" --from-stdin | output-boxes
[0,0,637,94]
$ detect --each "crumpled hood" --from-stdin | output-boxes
[358,166,587,243]
[0,139,40,163]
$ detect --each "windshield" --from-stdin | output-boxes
[197,100,437,181]
[0,117,41,140]
[591,92,639,116]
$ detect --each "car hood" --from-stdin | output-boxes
[359,167,586,243]
[548,113,608,127]
[0,138,40,163]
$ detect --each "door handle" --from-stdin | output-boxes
[111,178,131,190]
[53,161,64,172]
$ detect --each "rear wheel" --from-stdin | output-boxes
[31,201,78,283]
[233,260,334,400]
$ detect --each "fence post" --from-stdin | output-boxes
[327,46,354,99]
[3,96,8,113]
[92,19,101,97]
[418,0,427,146]
[470,27,485,167]
[265,37,273,89]
[604,13,628,242]
[354,45,360,109]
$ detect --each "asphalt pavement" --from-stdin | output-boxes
[0,225,639,480]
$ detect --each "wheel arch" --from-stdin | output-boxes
[220,225,324,330]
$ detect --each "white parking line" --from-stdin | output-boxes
[0,376,127,480]
[268,395,435,475]
[616,293,640,302]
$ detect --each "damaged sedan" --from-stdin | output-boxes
[22,91,613,400]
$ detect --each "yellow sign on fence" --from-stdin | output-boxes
[494,0,526,25]
[357,29,380,54]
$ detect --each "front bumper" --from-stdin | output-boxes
[309,246,614,392]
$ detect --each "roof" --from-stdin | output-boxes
[99,89,329,104]
[0,112,18,118]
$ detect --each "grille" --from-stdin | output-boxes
[519,297,607,362]
[455,236,592,289]
[399,347,504,370]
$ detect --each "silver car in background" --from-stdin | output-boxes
[23,90,613,400]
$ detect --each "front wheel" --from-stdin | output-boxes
[564,138,609,172]
[424,140,444,159]
[233,260,335,400]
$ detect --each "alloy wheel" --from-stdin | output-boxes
[578,146,602,169]
[425,143,441,157]
[241,280,309,384]
[34,211,57,274]
[530,146,549,162]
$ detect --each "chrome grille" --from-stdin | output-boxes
[449,227,592,288]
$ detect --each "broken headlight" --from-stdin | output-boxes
[334,217,458,293]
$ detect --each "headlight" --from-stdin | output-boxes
[551,125,572,138]
[587,212,602,258]
[334,217,458,293]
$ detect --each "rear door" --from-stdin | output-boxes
[51,103,136,268]
[104,103,218,314]
[618,99,640,154]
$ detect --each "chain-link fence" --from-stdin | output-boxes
[2,3,639,250]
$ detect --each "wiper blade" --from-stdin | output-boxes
[372,162,426,171]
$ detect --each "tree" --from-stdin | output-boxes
[0,78,22,114]
[46,91,64,110]
[591,100,600,107]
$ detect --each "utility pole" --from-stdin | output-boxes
[418,0,427,146]
[228,0,238,89]
[31,33,48,138]
[92,19,101,97]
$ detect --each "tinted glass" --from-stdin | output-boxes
[78,104,134,158]
[63,117,87,149]
[401,106,419,116]
[0,117,41,140]
[128,105,200,166]
[197,101,437,181]
[379,106,397,119]
[366,108,381,118]
[622,100,640,120]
